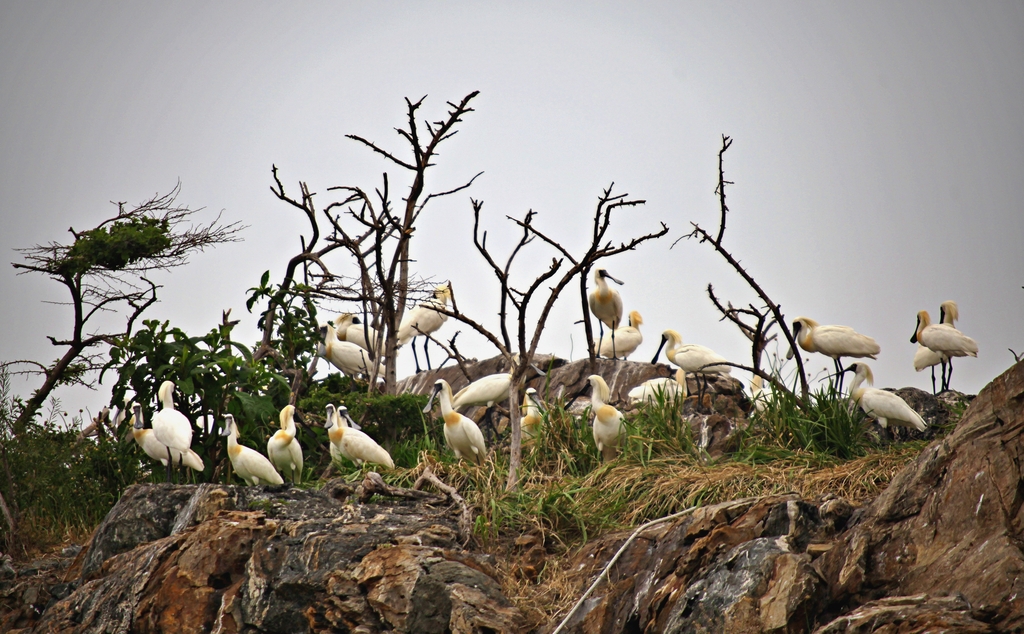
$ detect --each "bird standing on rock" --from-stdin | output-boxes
[788,317,880,391]
[151,380,194,481]
[220,414,284,485]
[846,363,926,432]
[596,310,643,360]
[131,402,204,477]
[424,378,488,465]
[267,404,303,483]
[652,329,730,410]
[398,283,452,373]
[628,368,688,405]
[911,301,978,392]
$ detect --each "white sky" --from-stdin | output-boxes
[1,2,1022,415]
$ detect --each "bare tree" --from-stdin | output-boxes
[263,93,482,396]
[7,185,241,434]
[435,186,668,490]
[681,136,809,401]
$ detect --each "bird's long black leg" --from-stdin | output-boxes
[424,338,433,371]
[165,447,173,482]
[411,338,422,373]
[177,453,184,484]
[611,329,618,360]
[930,366,937,396]
[945,359,953,392]
[834,358,845,393]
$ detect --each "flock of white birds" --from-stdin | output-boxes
[126,270,981,483]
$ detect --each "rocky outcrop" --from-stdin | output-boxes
[28,481,523,633]
[816,360,1024,630]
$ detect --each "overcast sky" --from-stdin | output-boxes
[1,2,1022,417]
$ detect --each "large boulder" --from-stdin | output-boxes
[31,481,523,633]
[816,360,1024,630]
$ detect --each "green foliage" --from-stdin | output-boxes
[60,217,172,277]
[104,318,292,480]
[738,380,870,461]
[246,270,321,370]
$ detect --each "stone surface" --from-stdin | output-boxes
[27,482,522,633]
[817,360,1024,630]
[813,594,992,633]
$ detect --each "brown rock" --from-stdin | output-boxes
[813,594,992,633]
[816,360,1024,630]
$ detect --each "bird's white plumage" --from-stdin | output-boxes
[749,375,769,414]
[596,310,643,359]
[221,414,284,485]
[913,310,978,358]
[324,404,394,469]
[333,313,380,354]
[913,344,946,372]
[131,403,204,472]
[791,317,880,361]
[628,368,687,404]
[398,284,451,346]
[267,404,303,483]
[659,330,731,376]
[452,372,512,409]
[425,379,487,464]
[847,363,926,431]
[320,324,384,377]
[588,268,624,331]
[152,380,193,453]
[588,375,623,461]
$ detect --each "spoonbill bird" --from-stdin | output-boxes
[588,375,623,461]
[588,268,624,356]
[151,380,194,481]
[628,368,688,405]
[452,372,512,410]
[319,323,384,378]
[324,404,394,469]
[910,308,978,394]
[131,403,204,477]
[749,375,769,414]
[220,414,284,485]
[267,404,303,483]
[522,387,544,440]
[398,283,452,373]
[333,313,380,354]
[424,379,488,465]
[929,300,977,392]
[652,329,731,410]
[788,317,880,391]
[596,310,644,360]
[846,363,926,431]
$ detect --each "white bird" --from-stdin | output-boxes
[151,380,194,480]
[749,375,769,414]
[333,313,381,354]
[847,363,926,432]
[588,268,624,355]
[424,379,488,465]
[452,372,512,410]
[319,323,384,378]
[912,301,978,393]
[789,317,880,390]
[266,404,303,483]
[521,387,543,440]
[220,414,284,485]
[628,368,688,405]
[588,375,624,461]
[131,403,204,475]
[398,283,452,373]
[913,344,946,395]
[596,310,644,360]
[324,404,395,469]
[652,329,731,409]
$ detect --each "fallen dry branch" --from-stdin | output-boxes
[358,471,443,504]
[414,466,474,544]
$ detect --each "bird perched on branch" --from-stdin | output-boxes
[588,268,624,355]
[788,317,880,391]
[628,368,688,405]
[652,329,730,410]
[398,283,452,373]
[596,310,643,360]
[911,301,978,392]
[324,404,394,469]
[267,404,303,483]
[333,313,380,355]
[319,323,384,378]
[131,402,204,478]
[588,375,623,461]
[151,380,194,481]
[846,363,926,431]
[424,378,487,465]
[220,414,284,485]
